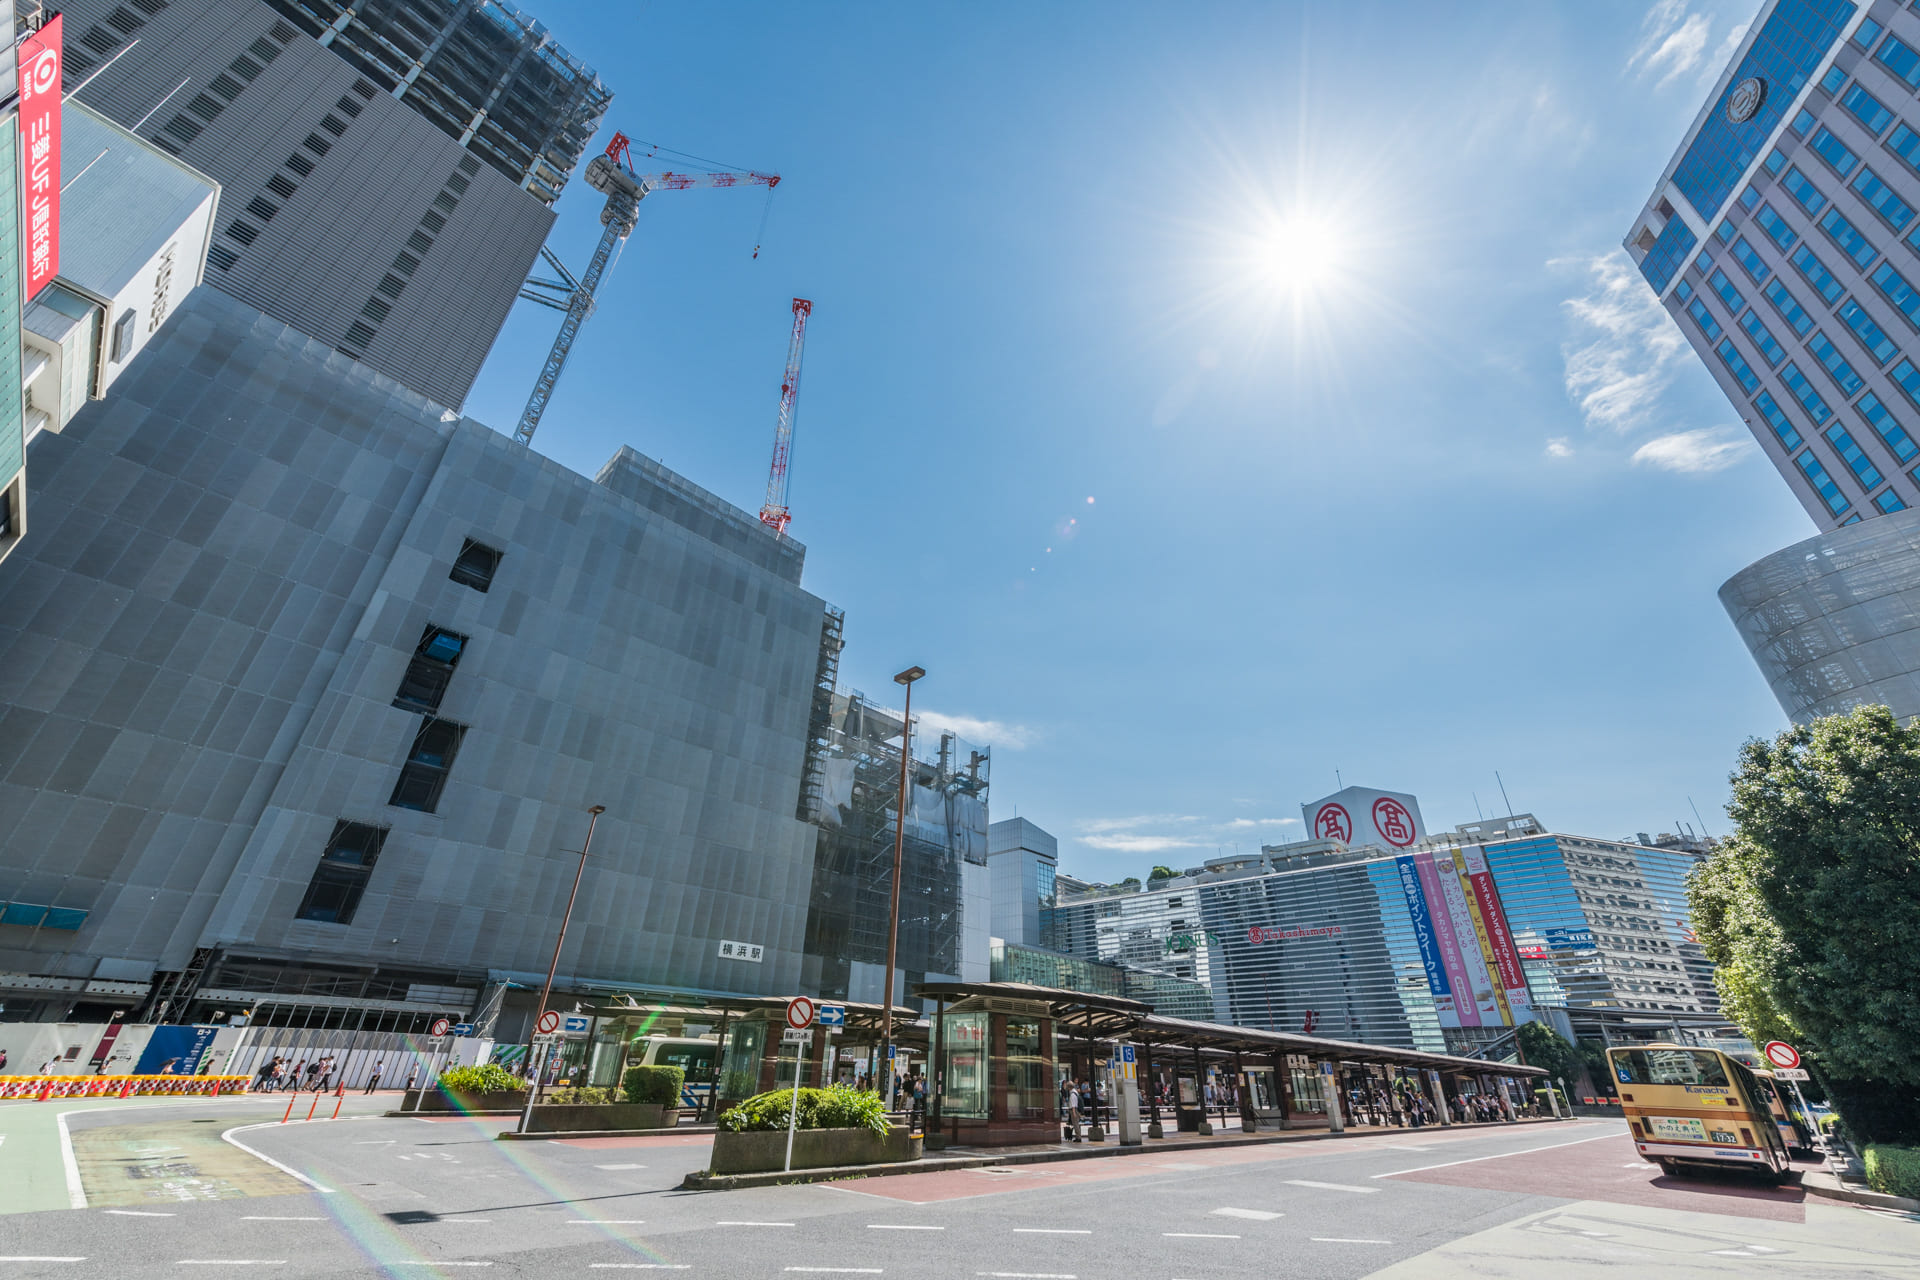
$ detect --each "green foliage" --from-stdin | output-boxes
[1118,877,1141,888]
[1515,1022,1579,1080]
[621,1064,685,1106]
[1149,865,1177,882]
[545,1086,615,1105]
[1864,1145,1920,1200]
[439,1064,526,1095]
[1689,707,1920,1143]
[719,1085,890,1136]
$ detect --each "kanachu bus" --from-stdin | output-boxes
[1608,1043,1794,1181]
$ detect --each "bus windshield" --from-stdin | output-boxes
[1612,1048,1730,1088]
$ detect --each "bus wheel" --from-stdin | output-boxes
[1654,1158,1678,1177]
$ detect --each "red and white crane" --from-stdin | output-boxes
[759,298,813,537]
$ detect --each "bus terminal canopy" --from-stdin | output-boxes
[584,995,919,1038]
[911,980,1547,1079]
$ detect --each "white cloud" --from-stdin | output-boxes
[1080,833,1208,854]
[1224,817,1299,829]
[1628,2,1712,85]
[1558,251,1688,433]
[1546,437,1574,458]
[1079,814,1204,834]
[1074,813,1295,858]
[1631,427,1756,472]
[915,708,1037,750]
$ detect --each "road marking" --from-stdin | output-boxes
[1374,1130,1616,1179]
[867,1225,943,1231]
[55,1111,89,1210]
[589,1267,690,1271]
[569,1220,647,1225]
[240,1218,324,1222]
[976,1274,1076,1279]
[1283,1180,1378,1193]
[1312,1238,1394,1244]
[595,1163,647,1170]
[716,1222,795,1227]
[1213,1208,1281,1221]
[1163,1233,1239,1239]
[1011,1229,1090,1235]
[175,1261,289,1266]
[105,1210,176,1216]
[784,1270,883,1275]
[0,1259,87,1264]
[219,1123,337,1194]
[383,1263,492,1268]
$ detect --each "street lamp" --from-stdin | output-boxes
[881,665,924,1109]
[526,805,606,1117]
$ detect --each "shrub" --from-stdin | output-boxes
[1864,1144,1920,1200]
[622,1064,685,1106]
[546,1086,615,1105]
[439,1064,526,1095]
[719,1085,889,1136]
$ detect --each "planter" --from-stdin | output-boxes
[711,1124,920,1175]
[400,1088,528,1113]
[523,1103,681,1133]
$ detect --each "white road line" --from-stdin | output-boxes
[1212,1208,1281,1221]
[1163,1233,1239,1239]
[383,1263,492,1268]
[1283,1180,1378,1193]
[866,1225,943,1231]
[105,1210,176,1216]
[716,1222,794,1227]
[55,1111,88,1210]
[1011,1229,1090,1235]
[976,1273,1076,1279]
[240,1218,324,1222]
[1373,1130,1618,1179]
[595,1163,647,1170]
[589,1267,690,1271]
[1312,1238,1394,1244]
[569,1220,647,1225]
[784,1270,883,1275]
[174,1261,288,1266]
[0,1259,86,1264]
[219,1123,337,1194]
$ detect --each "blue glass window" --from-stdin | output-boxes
[1872,260,1920,327]
[1766,147,1789,175]
[1890,358,1920,411]
[1838,298,1897,362]
[1822,65,1848,94]
[1842,84,1895,135]
[1797,451,1852,514]
[1669,0,1855,220]
[1855,18,1884,49]
[1730,235,1773,282]
[1851,167,1916,232]
[1889,122,1920,176]
[1709,267,1747,312]
[1859,390,1919,462]
[1754,389,1805,450]
[1697,244,1717,272]
[1638,216,1698,294]
[1824,425,1884,488]
[1718,338,1762,393]
[1739,185,1761,211]
[1715,220,1736,244]
[1844,512,1864,524]
[1781,361,1834,422]
[1781,166,1827,213]
[1686,295,1723,340]
[1877,488,1908,513]
[1754,203,1797,249]
[1820,208,1878,267]
[1764,277,1815,335]
[1740,310,1787,365]
[1878,33,1920,88]
[1808,330,1864,394]
[1809,127,1860,177]
[1791,243,1846,303]
[1792,109,1818,138]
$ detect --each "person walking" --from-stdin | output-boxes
[1061,1075,1080,1141]
[317,1056,335,1092]
[365,1060,384,1094]
[288,1061,306,1092]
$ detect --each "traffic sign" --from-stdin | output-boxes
[429,1017,451,1038]
[1775,1067,1810,1081]
[786,996,816,1030]
[817,1004,846,1028]
[1762,1041,1801,1070]
[452,1023,475,1036]
[562,1015,591,1036]
[535,1010,561,1036]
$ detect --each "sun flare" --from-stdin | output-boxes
[1250,214,1347,294]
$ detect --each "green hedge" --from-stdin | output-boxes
[439,1064,526,1094]
[622,1064,685,1106]
[719,1085,889,1136]
[546,1086,616,1105]
[1864,1145,1920,1200]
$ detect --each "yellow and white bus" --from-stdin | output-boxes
[1609,1043,1793,1181]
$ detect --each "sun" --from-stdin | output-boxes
[1249,213,1347,295]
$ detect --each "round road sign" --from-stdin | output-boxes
[536,1010,561,1036]
[786,996,816,1030]
[430,1017,452,1038]
[1762,1040,1801,1070]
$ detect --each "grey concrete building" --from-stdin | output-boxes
[0,285,836,1028]
[57,0,608,410]
[986,816,1055,950]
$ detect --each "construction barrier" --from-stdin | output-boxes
[0,1075,252,1100]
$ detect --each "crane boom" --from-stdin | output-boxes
[513,133,780,448]
[759,298,813,537]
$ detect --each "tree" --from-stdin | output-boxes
[1149,865,1177,882]
[1690,706,1920,1143]
[1516,1021,1579,1080]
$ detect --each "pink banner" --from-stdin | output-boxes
[1414,849,1479,1027]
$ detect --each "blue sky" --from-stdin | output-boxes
[459,1,1804,881]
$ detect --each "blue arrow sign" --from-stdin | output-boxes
[817,1005,846,1027]
[452,1023,475,1036]
[561,1015,591,1035]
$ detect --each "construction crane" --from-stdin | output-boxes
[514,133,779,448]
[759,298,813,537]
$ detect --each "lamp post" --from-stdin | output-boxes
[881,665,924,1110]
[523,805,605,1125]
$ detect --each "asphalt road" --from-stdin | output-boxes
[2,1100,1915,1279]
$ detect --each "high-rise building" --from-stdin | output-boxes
[55,0,609,409]
[1626,0,1920,723]
[987,816,1056,949]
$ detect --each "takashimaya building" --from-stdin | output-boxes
[1626,0,1920,722]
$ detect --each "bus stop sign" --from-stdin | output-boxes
[1762,1041,1801,1070]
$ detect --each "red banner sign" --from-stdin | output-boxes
[18,14,62,301]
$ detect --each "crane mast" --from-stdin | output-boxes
[760,298,813,537]
[514,133,779,448]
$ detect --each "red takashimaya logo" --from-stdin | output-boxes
[1372,797,1416,848]
[1313,803,1352,842]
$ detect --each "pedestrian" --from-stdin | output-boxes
[0,1048,8,1073]
[303,1059,322,1090]
[317,1056,335,1091]
[365,1060,383,1094]
[405,1062,419,1093]
[289,1060,306,1092]
[1062,1075,1081,1141]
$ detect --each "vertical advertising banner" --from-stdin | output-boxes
[1429,849,1501,1025]
[1448,849,1513,1024]
[18,14,61,301]
[1461,844,1534,1020]
[1413,849,1477,1027]
[1394,855,1452,1022]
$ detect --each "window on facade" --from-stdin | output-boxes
[1854,17,1884,50]
[1841,84,1894,135]
[1858,391,1918,462]
[1807,331,1864,395]
[1763,278,1814,336]
[1873,261,1920,328]
[1877,33,1920,89]
[1838,298,1899,363]
[1685,295,1722,340]
[1753,204,1796,251]
[1708,268,1745,312]
[393,625,468,714]
[1715,339,1760,393]
[1791,244,1845,304]
[389,718,466,813]
[1821,65,1847,95]
[1808,127,1860,177]
[1738,310,1786,366]
[1877,488,1908,514]
[1825,424,1884,488]
[450,538,502,591]
[1780,166,1826,214]
[1796,450,1852,515]
[0,485,13,539]
[295,821,389,923]
[1780,362,1833,423]
[110,309,137,362]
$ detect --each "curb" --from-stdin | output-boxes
[498,1124,718,1141]
[678,1115,1570,1190]
[1800,1168,1920,1214]
[382,1109,523,1118]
